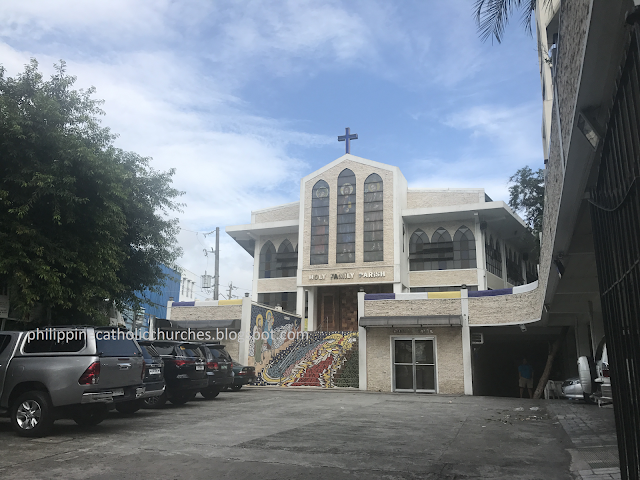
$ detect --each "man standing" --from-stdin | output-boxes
[518,358,534,398]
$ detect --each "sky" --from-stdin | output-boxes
[0,0,544,300]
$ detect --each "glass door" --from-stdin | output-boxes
[393,338,436,393]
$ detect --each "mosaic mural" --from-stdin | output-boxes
[248,304,359,388]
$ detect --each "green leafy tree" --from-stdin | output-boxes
[0,59,183,325]
[508,166,544,236]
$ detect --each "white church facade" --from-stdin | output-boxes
[222,154,546,394]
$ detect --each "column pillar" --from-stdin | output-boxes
[357,291,367,390]
[501,241,508,288]
[474,213,486,289]
[461,287,473,395]
[307,287,317,331]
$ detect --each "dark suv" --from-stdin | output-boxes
[199,344,234,399]
[115,342,165,413]
[142,341,208,407]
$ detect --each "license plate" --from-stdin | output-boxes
[149,368,161,375]
[221,365,227,370]
[111,388,124,396]
[196,365,204,371]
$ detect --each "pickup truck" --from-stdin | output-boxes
[0,327,145,437]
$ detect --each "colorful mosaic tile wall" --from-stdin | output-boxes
[248,304,359,388]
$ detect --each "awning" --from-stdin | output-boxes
[359,315,462,327]
[157,319,242,331]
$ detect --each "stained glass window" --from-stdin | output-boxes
[259,241,276,278]
[363,173,383,262]
[336,169,356,263]
[453,226,477,269]
[409,229,430,271]
[311,180,330,265]
[276,240,297,277]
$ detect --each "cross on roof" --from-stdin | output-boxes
[338,127,358,154]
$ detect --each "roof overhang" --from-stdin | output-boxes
[403,201,536,254]
[359,315,462,327]
[226,219,299,256]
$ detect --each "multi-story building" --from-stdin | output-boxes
[227,154,537,331]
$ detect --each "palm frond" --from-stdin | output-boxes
[474,0,553,44]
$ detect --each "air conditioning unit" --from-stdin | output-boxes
[471,332,484,345]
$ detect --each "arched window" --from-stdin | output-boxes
[259,241,276,278]
[276,240,297,277]
[363,173,383,262]
[409,229,430,271]
[310,180,330,265]
[453,226,477,269]
[336,169,356,263]
[485,235,502,278]
[426,227,453,270]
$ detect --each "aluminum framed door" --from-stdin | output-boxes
[393,337,436,393]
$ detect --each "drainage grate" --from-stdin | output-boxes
[577,446,620,469]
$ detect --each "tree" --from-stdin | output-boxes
[507,166,544,237]
[0,60,183,325]
[474,0,552,44]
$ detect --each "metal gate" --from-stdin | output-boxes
[589,23,640,480]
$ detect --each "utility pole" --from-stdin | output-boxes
[214,227,220,300]
[227,281,238,299]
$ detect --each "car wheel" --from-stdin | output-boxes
[583,392,596,405]
[73,405,108,426]
[115,400,142,414]
[142,392,167,409]
[231,384,242,391]
[200,387,220,400]
[10,391,55,437]
[169,393,192,405]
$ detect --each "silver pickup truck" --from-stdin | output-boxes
[0,326,145,437]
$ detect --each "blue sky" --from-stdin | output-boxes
[0,0,544,299]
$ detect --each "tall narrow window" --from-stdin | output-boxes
[409,229,430,271]
[336,169,356,263]
[506,248,524,286]
[311,180,330,265]
[526,259,538,283]
[259,241,276,278]
[453,226,477,269]
[425,227,453,270]
[276,240,297,277]
[485,236,503,278]
[363,173,383,262]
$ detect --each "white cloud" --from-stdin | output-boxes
[0,0,543,299]
[444,102,543,163]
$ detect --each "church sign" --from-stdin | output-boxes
[308,271,387,281]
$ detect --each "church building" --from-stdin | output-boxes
[225,152,545,394]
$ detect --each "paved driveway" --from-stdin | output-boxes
[0,388,605,479]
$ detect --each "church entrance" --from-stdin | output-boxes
[317,284,392,332]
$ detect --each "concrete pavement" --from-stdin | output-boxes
[0,388,619,479]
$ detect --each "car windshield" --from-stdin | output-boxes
[151,343,176,356]
[140,344,160,361]
[209,347,231,361]
[95,331,140,357]
[179,344,205,359]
